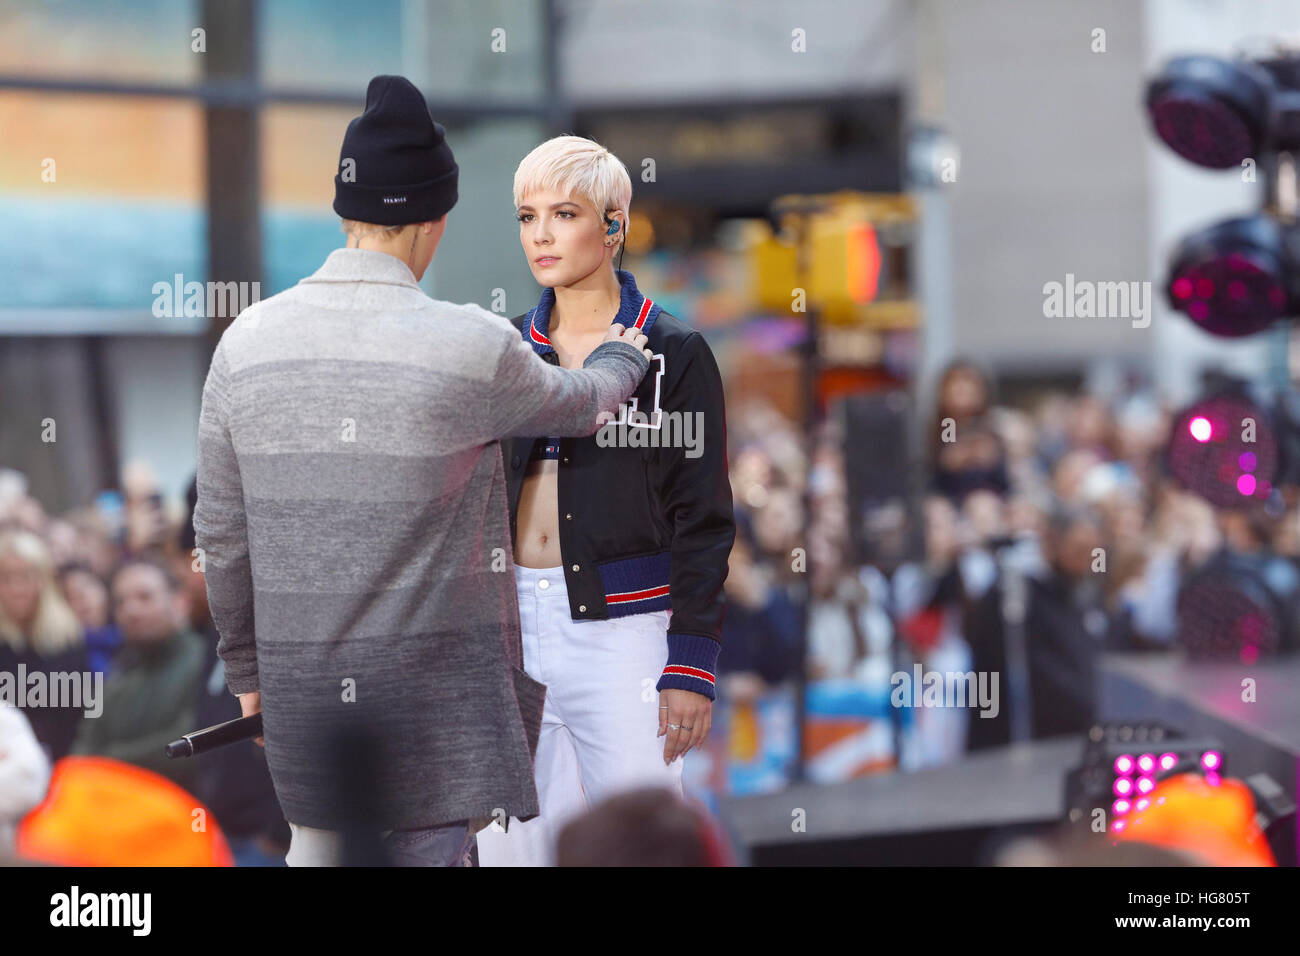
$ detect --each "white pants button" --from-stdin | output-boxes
[538,578,550,591]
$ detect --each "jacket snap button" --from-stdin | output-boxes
[511,456,520,468]
[578,604,586,612]
[562,457,569,464]
[571,564,580,572]
[565,513,572,520]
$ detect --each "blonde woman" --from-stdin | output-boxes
[477,136,735,866]
[0,529,87,760]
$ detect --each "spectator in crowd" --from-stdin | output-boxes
[56,561,123,676]
[71,558,206,790]
[1065,393,1120,461]
[0,703,50,860]
[718,516,801,686]
[0,481,48,538]
[988,406,1050,503]
[62,507,121,581]
[1050,446,1104,508]
[964,505,1111,748]
[805,531,890,685]
[930,359,996,439]
[928,361,1010,503]
[889,494,979,766]
[43,518,81,567]
[1028,392,1075,470]
[1112,391,1170,491]
[0,529,88,761]
[556,786,731,866]
[120,461,172,560]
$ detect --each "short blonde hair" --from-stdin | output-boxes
[340,219,411,241]
[513,135,632,239]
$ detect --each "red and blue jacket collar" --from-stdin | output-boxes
[524,269,661,356]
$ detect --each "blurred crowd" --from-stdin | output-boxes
[0,465,288,865]
[1,357,1297,864]
[717,358,1300,769]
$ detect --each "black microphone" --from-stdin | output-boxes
[165,713,263,758]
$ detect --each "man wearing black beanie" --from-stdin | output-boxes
[332,74,460,276]
[193,74,654,866]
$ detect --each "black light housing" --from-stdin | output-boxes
[1164,215,1299,336]
[1177,548,1296,661]
[1146,55,1271,169]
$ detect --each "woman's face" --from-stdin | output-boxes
[753,488,801,556]
[1052,519,1103,580]
[941,369,985,419]
[518,189,613,288]
[963,489,1006,541]
[1053,448,1102,504]
[1101,492,1145,546]
[62,569,109,631]
[0,552,41,629]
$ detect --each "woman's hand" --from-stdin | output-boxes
[658,687,712,764]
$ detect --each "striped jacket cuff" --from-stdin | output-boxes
[656,632,720,701]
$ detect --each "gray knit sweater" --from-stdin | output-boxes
[192,247,648,830]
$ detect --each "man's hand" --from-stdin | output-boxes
[238,691,264,747]
[603,322,652,360]
[658,687,712,764]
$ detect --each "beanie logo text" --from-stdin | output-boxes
[383,195,408,204]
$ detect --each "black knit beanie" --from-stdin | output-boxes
[333,75,458,225]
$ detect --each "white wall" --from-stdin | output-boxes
[913,0,1300,408]
[917,0,1152,373]
[559,0,912,102]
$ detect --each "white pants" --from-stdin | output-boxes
[476,564,685,867]
[285,823,340,867]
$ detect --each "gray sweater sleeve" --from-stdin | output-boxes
[487,329,650,438]
[192,337,259,696]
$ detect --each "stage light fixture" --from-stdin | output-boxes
[1145,55,1272,169]
[1164,216,1297,336]
[1066,723,1229,833]
[1146,51,1300,336]
[1166,389,1278,508]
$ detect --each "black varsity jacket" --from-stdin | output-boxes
[502,269,735,700]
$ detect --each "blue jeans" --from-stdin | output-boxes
[227,835,289,867]
[287,820,477,866]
